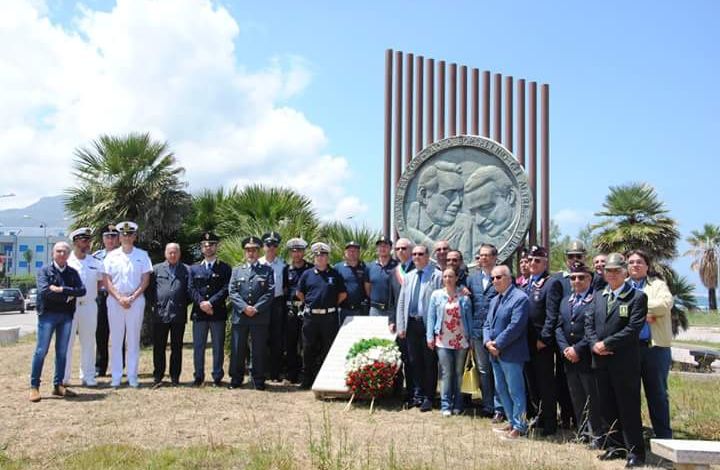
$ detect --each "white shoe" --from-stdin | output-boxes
[442,410,452,417]
[83,380,98,387]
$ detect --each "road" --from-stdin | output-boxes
[0,310,38,337]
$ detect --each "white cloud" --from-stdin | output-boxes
[553,208,595,237]
[0,0,358,219]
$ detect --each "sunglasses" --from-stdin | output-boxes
[569,274,589,281]
[491,274,506,281]
[395,247,408,251]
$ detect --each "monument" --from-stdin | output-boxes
[394,135,533,263]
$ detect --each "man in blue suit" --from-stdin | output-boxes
[483,265,529,439]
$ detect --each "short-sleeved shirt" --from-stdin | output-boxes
[284,260,314,301]
[260,255,286,298]
[103,247,153,295]
[298,267,347,310]
[366,258,398,305]
[68,251,105,301]
[334,261,367,308]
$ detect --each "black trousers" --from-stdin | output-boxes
[406,317,437,401]
[525,345,558,432]
[230,323,269,386]
[594,364,645,457]
[152,322,185,382]
[267,296,285,380]
[395,335,413,400]
[564,363,601,438]
[285,307,303,382]
[556,349,575,427]
[302,313,338,388]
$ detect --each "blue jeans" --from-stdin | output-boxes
[192,321,226,382]
[640,345,673,438]
[30,312,73,388]
[437,347,468,412]
[491,356,527,433]
[472,338,502,414]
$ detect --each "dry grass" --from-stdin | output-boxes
[0,335,676,469]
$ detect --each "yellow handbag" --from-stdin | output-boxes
[461,352,481,395]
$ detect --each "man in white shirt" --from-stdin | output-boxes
[103,221,152,388]
[64,227,105,387]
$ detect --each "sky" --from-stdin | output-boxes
[0,0,718,291]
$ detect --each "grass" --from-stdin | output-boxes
[686,310,720,327]
[2,332,720,469]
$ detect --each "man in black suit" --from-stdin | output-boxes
[149,243,191,387]
[555,261,601,444]
[585,253,647,468]
[189,232,232,387]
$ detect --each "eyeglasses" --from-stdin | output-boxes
[569,275,589,281]
[395,247,408,251]
[412,252,426,257]
[604,268,623,274]
[491,274,506,281]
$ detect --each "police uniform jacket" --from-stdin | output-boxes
[36,263,86,315]
[585,281,647,371]
[228,262,275,325]
[189,260,232,322]
[149,261,191,324]
[555,290,594,372]
[544,271,569,343]
[284,260,314,301]
[467,270,498,340]
[525,271,560,349]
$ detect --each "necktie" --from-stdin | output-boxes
[606,292,615,315]
[409,270,423,315]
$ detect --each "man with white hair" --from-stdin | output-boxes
[103,221,152,388]
[63,227,105,387]
[29,241,86,402]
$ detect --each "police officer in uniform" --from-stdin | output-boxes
[93,224,119,377]
[523,245,560,435]
[259,231,286,382]
[297,242,347,390]
[364,235,398,325]
[103,221,152,388]
[283,237,313,384]
[64,227,105,387]
[555,261,601,444]
[335,241,368,326]
[228,236,275,390]
[189,231,232,386]
[585,253,646,467]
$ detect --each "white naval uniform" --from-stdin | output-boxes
[64,252,105,385]
[103,246,152,386]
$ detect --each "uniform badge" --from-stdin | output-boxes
[533,291,540,302]
[328,277,334,285]
[240,277,246,282]
[619,304,629,318]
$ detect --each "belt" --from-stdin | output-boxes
[639,339,651,347]
[286,300,303,307]
[370,301,388,310]
[409,316,423,321]
[308,307,337,315]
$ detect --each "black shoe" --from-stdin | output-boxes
[479,409,495,418]
[95,369,107,377]
[171,379,180,387]
[254,382,266,391]
[228,382,242,390]
[598,448,626,461]
[151,380,162,389]
[212,380,222,388]
[287,375,300,384]
[491,412,507,424]
[419,399,432,412]
[192,378,203,387]
[625,454,645,468]
[299,382,312,390]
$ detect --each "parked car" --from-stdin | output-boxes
[25,288,37,311]
[0,288,25,313]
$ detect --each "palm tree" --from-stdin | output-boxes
[64,133,191,261]
[23,249,33,274]
[592,183,680,264]
[317,222,382,265]
[685,224,720,311]
[665,269,698,335]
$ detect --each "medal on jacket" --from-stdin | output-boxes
[619,304,629,318]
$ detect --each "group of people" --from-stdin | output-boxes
[394,238,673,468]
[28,222,674,467]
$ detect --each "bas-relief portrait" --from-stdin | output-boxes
[395,136,532,264]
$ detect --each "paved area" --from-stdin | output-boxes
[0,311,38,337]
[676,326,720,343]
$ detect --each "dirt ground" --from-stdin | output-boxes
[0,336,659,469]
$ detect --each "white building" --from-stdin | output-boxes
[0,226,68,276]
